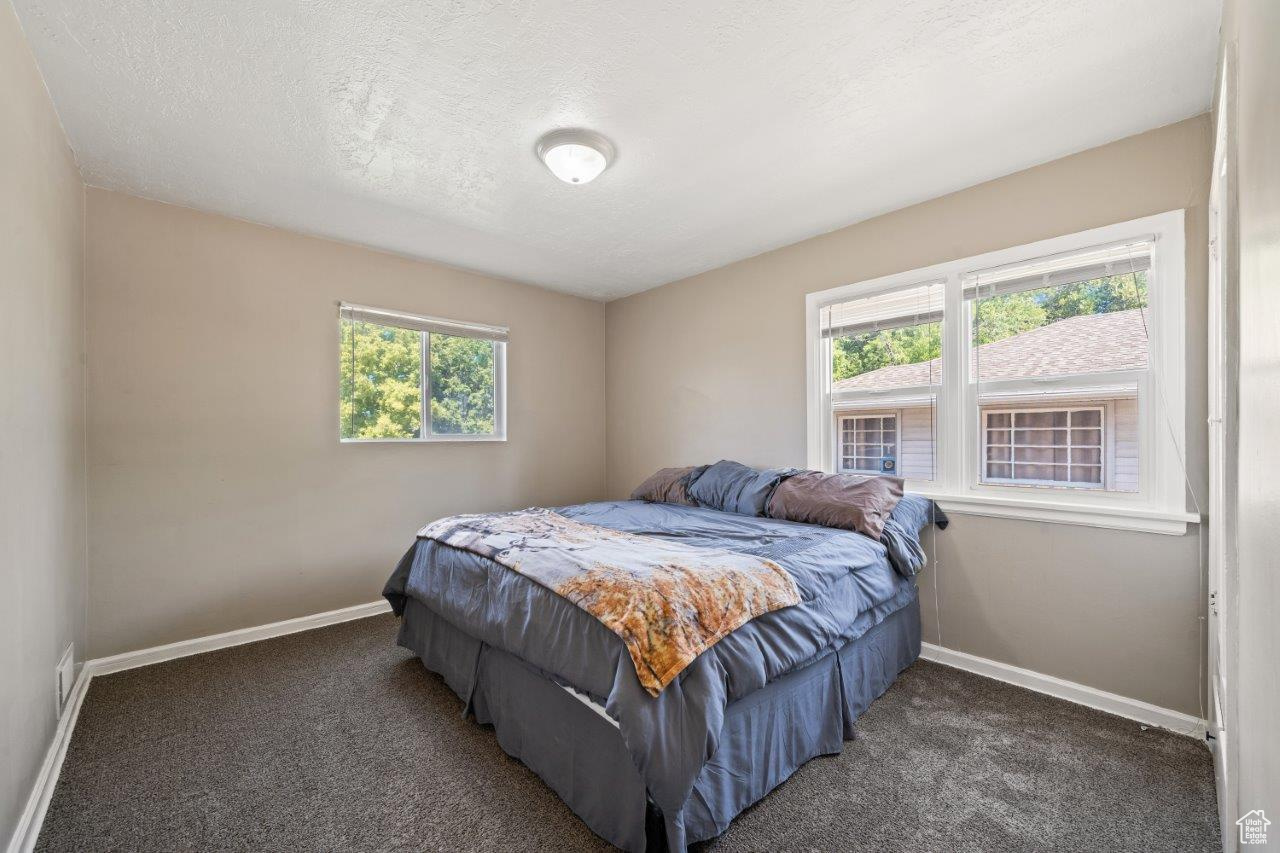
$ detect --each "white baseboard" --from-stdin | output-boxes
[89,599,392,676]
[5,599,392,853]
[920,642,1206,738]
[6,666,91,853]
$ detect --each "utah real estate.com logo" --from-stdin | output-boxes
[1237,810,1270,846]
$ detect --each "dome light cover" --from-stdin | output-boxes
[536,129,615,185]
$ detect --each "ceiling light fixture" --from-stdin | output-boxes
[535,128,614,185]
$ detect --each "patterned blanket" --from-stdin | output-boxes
[418,508,802,695]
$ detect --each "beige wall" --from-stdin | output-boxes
[84,190,607,659]
[607,116,1210,715]
[1223,0,1280,825]
[0,1,87,844]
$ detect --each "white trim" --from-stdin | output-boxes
[806,210,1189,534]
[974,369,1144,396]
[921,490,1199,534]
[834,395,935,409]
[6,599,394,853]
[920,643,1206,738]
[54,644,75,715]
[6,668,91,853]
[90,600,392,676]
[1207,45,1239,853]
[976,384,1137,405]
[832,382,939,404]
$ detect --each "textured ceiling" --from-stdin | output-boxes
[14,0,1220,300]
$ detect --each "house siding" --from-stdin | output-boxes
[899,405,937,480]
[837,397,1138,491]
[1113,397,1139,492]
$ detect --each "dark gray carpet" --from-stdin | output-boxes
[37,614,1219,852]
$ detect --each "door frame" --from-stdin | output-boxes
[1207,44,1240,853]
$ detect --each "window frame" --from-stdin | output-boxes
[338,304,508,444]
[806,210,1194,534]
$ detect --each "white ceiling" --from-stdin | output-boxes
[14,0,1220,300]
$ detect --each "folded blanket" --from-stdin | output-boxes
[418,508,802,695]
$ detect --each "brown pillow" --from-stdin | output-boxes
[766,471,904,539]
[630,466,705,506]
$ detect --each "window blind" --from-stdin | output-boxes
[339,302,509,343]
[963,239,1153,299]
[820,279,945,338]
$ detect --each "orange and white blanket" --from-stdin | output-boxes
[419,508,801,695]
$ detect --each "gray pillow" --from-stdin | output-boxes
[880,494,949,578]
[687,460,796,516]
[630,465,708,506]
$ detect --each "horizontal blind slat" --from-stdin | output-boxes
[821,280,945,338]
[964,239,1153,299]
[339,303,509,342]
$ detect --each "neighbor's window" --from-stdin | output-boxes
[982,407,1103,487]
[339,304,506,441]
[839,413,900,475]
[807,210,1188,532]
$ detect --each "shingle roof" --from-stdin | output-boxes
[832,308,1149,391]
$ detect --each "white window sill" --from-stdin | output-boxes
[912,490,1200,535]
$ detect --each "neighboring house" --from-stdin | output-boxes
[832,309,1147,491]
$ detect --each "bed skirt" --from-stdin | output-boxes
[396,593,920,851]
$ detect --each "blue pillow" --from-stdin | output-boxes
[880,494,949,578]
[688,460,797,516]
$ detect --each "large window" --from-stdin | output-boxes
[806,211,1191,533]
[339,303,506,442]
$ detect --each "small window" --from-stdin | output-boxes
[339,304,506,442]
[839,413,899,474]
[983,407,1103,487]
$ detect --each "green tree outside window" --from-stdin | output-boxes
[339,320,497,439]
[339,320,422,439]
[831,272,1148,383]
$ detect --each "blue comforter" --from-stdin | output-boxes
[384,497,940,849]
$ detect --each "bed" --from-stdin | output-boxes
[383,479,945,852]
